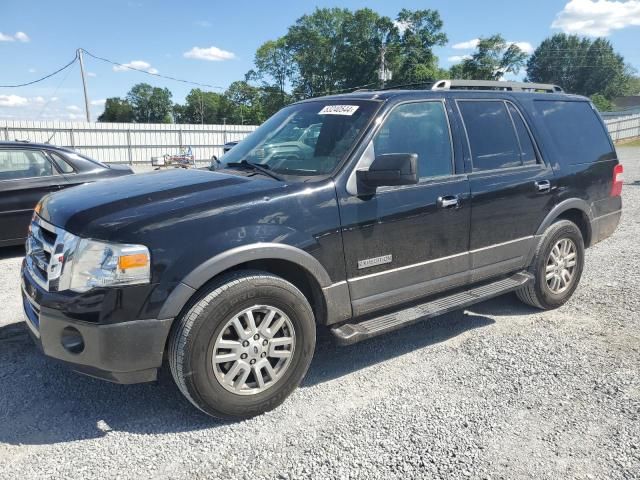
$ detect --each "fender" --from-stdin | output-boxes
[158,243,339,320]
[535,198,593,236]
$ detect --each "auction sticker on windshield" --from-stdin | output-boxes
[318,105,360,116]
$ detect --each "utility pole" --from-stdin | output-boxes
[379,45,386,89]
[77,48,91,122]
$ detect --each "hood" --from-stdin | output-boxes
[39,168,282,240]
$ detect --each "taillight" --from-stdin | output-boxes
[611,164,624,197]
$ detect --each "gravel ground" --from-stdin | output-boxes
[0,147,638,480]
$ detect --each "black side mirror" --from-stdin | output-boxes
[356,153,418,194]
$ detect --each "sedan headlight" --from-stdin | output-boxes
[67,238,151,292]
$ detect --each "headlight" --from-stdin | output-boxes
[67,238,151,292]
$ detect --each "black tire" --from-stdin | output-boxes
[168,270,316,419]
[516,220,585,310]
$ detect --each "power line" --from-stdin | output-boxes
[0,53,78,88]
[80,48,226,90]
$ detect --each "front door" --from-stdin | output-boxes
[338,100,471,317]
[0,149,67,244]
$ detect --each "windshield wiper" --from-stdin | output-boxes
[226,160,283,181]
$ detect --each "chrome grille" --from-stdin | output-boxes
[26,215,77,292]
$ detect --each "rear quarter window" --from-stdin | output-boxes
[534,100,615,165]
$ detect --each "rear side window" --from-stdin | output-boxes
[50,152,75,174]
[534,100,615,165]
[458,101,521,171]
[507,104,538,166]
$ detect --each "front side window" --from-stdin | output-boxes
[458,101,522,171]
[0,150,55,180]
[221,100,380,177]
[373,101,453,179]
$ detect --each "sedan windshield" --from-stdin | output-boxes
[221,100,380,177]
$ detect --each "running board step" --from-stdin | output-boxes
[331,272,533,346]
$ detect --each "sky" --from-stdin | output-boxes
[1,0,639,122]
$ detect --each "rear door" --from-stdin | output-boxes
[0,149,68,244]
[455,99,555,282]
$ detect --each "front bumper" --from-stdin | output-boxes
[21,265,173,384]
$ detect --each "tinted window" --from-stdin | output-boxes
[507,104,538,165]
[50,152,75,174]
[534,100,614,165]
[0,150,54,181]
[458,101,521,171]
[374,102,452,179]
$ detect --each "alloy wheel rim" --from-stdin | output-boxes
[212,305,296,395]
[545,238,577,294]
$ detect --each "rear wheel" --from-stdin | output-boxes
[516,220,585,310]
[168,271,316,419]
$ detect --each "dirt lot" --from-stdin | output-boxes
[0,147,638,480]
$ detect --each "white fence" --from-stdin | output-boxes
[604,113,640,143]
[0,121,258,166]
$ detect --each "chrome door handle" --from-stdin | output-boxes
[535,180,551,193]
[438,195,459,209]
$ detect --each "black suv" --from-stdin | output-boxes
[21,81,623,419]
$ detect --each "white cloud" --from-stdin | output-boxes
[113,60,159,74]
[448,55,472,63]
[552,0,640,36]
[0,95,28,107]
[28,68,36,73]
[90,99,106,106]
[0,31,30,42]
[509,41,535,54]
[87,72,97,77]
[32,96,46,104]
[14,31,30,42]
[66,105,81,112]
[194,20,212,27]
[452,38,480,49]
[183,46,235,62]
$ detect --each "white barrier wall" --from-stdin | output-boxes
[0,121,258,165]
[605,113,640,143]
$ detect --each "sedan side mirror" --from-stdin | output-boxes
[356,153,418,194]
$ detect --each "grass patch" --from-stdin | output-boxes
[616,138,640,148]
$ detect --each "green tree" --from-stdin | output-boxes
[254,38,294,102]
[395,8,448,83]
[453,34,527,80]
[526,34,632,98]
[126,83,173,123]
[175,89,233,124]
[225,81,263,124]
[590,93,614,112]
[97,97,134,122]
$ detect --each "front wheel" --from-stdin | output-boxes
[168,271,316,419]
[516,220,585,310]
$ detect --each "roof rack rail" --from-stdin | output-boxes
[431,79,563,93]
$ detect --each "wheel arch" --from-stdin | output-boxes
[536,199,593,247]
[158,243,350,326]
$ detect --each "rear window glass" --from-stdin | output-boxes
[458,100,521,171]
[534,101,615,165]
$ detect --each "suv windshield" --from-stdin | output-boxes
[221,100,380,177]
